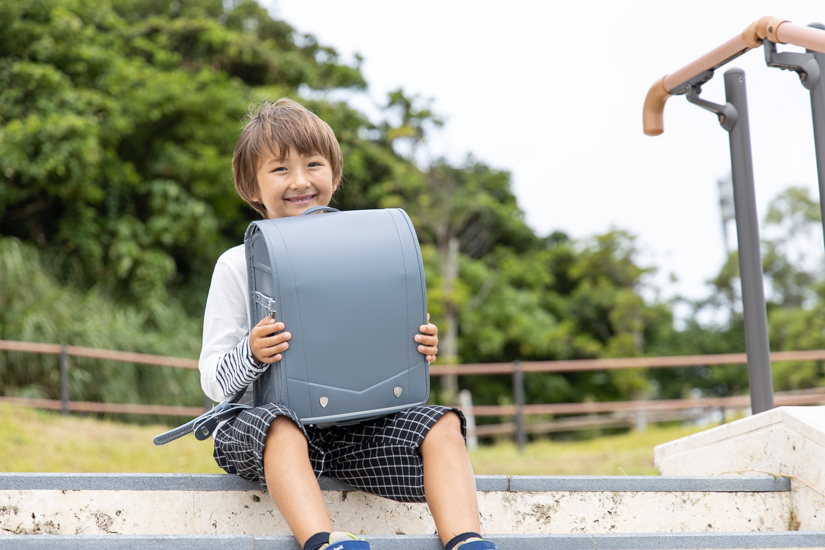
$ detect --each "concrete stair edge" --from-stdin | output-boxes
[0,472,791,493]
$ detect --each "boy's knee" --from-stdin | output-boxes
[264,415,306,448]
[437,410,462,431]
[424,411,464,447]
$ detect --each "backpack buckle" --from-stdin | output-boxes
[254,291,277,318]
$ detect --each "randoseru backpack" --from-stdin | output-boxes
[246,206,430,425]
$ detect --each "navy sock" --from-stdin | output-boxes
[304,531,332,550]
[445,532,481,550]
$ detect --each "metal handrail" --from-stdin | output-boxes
[643,16,825,136]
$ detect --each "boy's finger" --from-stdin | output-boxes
[253,321,284,336]
[419,323,438,335]
[417,345,437,355]
[264,341,290,355]
[415,334,438,346]
[263,332,291,344]
[252,325,283,340]
[426,355,436,363]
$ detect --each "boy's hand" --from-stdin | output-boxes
[250,317,291,364]
[415,313,438,363]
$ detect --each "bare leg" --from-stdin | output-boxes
[420,411,480,546]
[263,416,333,546]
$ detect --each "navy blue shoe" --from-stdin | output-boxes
[324,532,370,550]
[456,540,497,550]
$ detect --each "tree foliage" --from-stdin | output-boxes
[0,236,203,412]
[648,186,825,400]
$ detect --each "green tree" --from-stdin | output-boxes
[453,229,672,408]
[649,186,825,400]
[762,187,825,391]
[381,154,538,399]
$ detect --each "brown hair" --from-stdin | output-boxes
[233,98,343,217]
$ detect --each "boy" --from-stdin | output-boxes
[200,98,497,550]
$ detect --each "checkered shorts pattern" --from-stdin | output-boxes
[213,403,465,503]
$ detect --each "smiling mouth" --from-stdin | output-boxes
[285,194,317,205]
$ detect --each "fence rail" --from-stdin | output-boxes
[472,410,698,437]
[3,339,825,441]
[5,339,824,374]
[427,349,825,375]
[469,388,825,417]
[0,396,203,417]
[0,339,198,369]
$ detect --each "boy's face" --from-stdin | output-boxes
[254,148,338,219]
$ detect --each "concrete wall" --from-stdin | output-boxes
[655,406,825,530]
[0,474,792,536]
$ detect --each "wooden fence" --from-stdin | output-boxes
[2,339,825,442]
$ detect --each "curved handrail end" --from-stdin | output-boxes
[643,77,671,136]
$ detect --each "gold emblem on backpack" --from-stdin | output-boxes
[393,387,402,398]
[320,396,329,408]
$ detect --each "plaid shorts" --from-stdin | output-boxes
[213,403,465,503]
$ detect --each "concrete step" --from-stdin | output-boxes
[2,532,825,549]
[1,473,796,536]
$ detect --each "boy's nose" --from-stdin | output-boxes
[290,170,311,189]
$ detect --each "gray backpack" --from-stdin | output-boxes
[245,206,429,425]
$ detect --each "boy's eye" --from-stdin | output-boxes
[272,167,287,173]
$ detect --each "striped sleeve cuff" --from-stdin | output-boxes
[215,336,268,397]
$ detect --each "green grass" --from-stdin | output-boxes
[0,403,222,473]
[468,424,709,476]
[0,403,711,475]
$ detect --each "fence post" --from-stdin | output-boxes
[634,408,648,433]
[60,343,69,416]
[513,360,526,452]
[458,389,478,451]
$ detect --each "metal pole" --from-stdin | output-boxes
[807,23,825,245]
[60,343,69,415]
[512,360,526,452]
[724,68,775,414]
[764,24,825,246]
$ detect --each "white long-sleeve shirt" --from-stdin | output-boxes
[199,244,266,406]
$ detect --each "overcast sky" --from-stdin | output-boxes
[267,0,825,309]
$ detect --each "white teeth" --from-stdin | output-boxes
[288,196,314,203]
